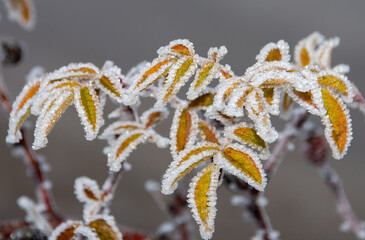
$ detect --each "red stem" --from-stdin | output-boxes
[0,87,62,226]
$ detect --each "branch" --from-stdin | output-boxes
[0,78,62,227]
[225,108,310,240]
[352,84,365,120]
[318,164,365,239]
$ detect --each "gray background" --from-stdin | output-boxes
[1,0,365,239]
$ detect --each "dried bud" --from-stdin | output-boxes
[1,39,23,66]
[302,131,328,165]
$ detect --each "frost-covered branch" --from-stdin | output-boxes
[319,164,365,239]
[0,75,61,227]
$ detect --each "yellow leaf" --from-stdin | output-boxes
[187,62,215,99]
[99,121,142,139]
[74,86,103,141]
[188,164,220,240]
[265,48,282,61]
[88,218,121,240]
[157,57,196,106]
[108,130,148,171]
[162,142,220,194]
[188,92,215,109]
[226,123,269,159]
[321,88,352,159]
[198,121,220,144]
[318,74,353,100]
[97,75,122,98]
[171,106,198,154]
[299,47,310,67]
[262,87,274,105]
[215,144,266,191]
[33,90,74,149]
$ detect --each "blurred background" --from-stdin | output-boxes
[1,0,365,239]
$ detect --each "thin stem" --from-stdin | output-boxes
[319,164,365,239]
[0,85,62,226]
[352,84,365,120]
[264,109,310,178]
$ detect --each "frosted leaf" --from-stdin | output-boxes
[286,87,324,116]
[17,196,52,234]
[294,32,324,67]
[49,220,82,240]
[332,64,350,75]
[30,80,80,115]
[6,77,41,143]
[213,78,242,112]
[74,85,104,141]
[126,57,175,105]
[26,66,44,83]
[74,177,101,203]
[188,90,215,109]
[3,0,36,30]
[256,40,290,63]
[33,89,74,149]
[87,215,122,240]
[261,87,281,115]
[95,61,124,101]
[320,88,352,159]
[207,46,227,62]
[157,39,195,57]
[225,122,270,160]
[187,164,220,240]
[124,61,148,84]
[155,55,197,107]
[245,90,278,143]
[162,141,220,195]
[218,63,234,80]
[99,121,143,139]
[146,129,170,148]
[186,61,217,100]
[317,71,354,103]
[170,104,199,156]
[214,143,267,191]
[224,84,252,117]
[205,105,236,125]
[316,37,340,69]
[186,46,226,100]
[140,107,169,129]
[73,226,98,240]
[107,129,149,172]
[197,121,220,145]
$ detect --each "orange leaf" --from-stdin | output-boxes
[321,88,352,159]
[198,121,220,144]
[170,106,198,155]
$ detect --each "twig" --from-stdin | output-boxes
[352,84,365,120]
[264,108,310,178]
[225,108,310,240]
[318,164,365,239]
[0,80,62,227]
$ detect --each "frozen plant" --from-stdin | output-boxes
[1,4,365,239]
